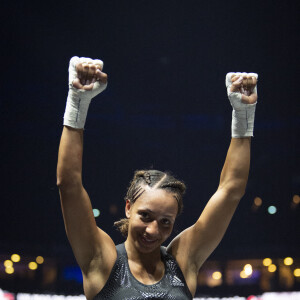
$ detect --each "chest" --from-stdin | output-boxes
[92,245,194,300]
[128,259,165,285]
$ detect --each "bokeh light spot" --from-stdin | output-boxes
[293,195,300,204]
[4,260,13,268]
[254,197,262,206]
[244,264,253,276]
[284,257,293,266]
[294,269,300,277]
[263,258,272,266]
[268,264,277,272]
[240,270,248,278]
[212,271,222,280]
[11,254,20,262]
[28,262,38,270]
[36,256,44,264]
[268,206,277,214]
[109,204,118,215]
[93,208,100,218]
[5,266,14,274]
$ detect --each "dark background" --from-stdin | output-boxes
[1,0,299,268]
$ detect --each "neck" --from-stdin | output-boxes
[124,238,162,267]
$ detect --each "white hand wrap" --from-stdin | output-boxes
[225,72,258,138]
[63,56,108,129]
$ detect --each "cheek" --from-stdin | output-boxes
[161,226,174,239]
[129,216,146,232]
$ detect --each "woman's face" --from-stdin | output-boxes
[126,187,178,254]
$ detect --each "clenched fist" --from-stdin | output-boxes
[229,73,257,104]
[64,56,108,129]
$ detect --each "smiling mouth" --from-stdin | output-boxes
[139,235,158,246]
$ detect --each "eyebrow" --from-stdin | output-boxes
[138,208,175,218]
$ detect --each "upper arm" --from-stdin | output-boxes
[168,188,240,272]
[59,184,116,274]
[57,126,117,275]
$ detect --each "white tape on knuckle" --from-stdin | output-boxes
[93,59,104,68]
[248,73,258,79]
[226,72,234,87]
[70,56,79,68]
[79,57,93,64]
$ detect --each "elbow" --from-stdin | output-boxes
[56,171,82,190]
[56,176,65,189]
[232,187,246,201]
[219,181,247,201]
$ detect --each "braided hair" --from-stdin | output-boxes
[114,170,186,237]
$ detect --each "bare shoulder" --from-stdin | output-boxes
[167,226,199,296]
[167,226,199,269]
[82,227,117,300]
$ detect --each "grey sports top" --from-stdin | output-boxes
[93,243,193,300]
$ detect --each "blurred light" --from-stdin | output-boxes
[109,204,118,215]
[11,254,21,262]
[268,264,277,272]
[244,264,253,276]
[240,270,248,278]
[5,266,14,274]
[93,208,100,218]
[212,271,222,280]
[284,257,293,266]
[268,206,277,214]
[36,256,44,264]
[293,195,300,204]
[294,269,300,277]
[4,260,13,268]
[63,266,83,283]
[254,197,262,206]
[263,258,272,266]
[28,262,38,270]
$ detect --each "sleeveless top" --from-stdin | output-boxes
[93,243,193,300]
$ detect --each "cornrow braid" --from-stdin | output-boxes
[114,170,186,237]
[144,172,151,185]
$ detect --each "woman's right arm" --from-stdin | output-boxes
[56,57,116,278]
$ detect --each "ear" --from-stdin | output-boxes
[125,199,131,218]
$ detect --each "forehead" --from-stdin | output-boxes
[133,187,178,216]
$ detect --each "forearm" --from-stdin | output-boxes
[57,126,84,188]
[57,57,107,188]
[219,137,251,198]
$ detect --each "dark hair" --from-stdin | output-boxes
[114,170,186,237]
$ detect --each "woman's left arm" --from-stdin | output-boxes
[168,73,258,276]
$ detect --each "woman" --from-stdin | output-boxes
[57,56,258,299]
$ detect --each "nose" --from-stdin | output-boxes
[145,220,160,237]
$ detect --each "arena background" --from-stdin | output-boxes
[0,0,299,298]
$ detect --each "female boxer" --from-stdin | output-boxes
[57,56,258,299]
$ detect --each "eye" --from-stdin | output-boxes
[161,218,171,226]
[140,211,150,221]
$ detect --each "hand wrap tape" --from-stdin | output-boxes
[225,72,258,138]
[63,56,107,129]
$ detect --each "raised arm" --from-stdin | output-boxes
[56,57,116,286]
[168,72,258,295]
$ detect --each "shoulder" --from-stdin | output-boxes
[166,229,199,296]
[90,243,132,299]
[82,240,120,300]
